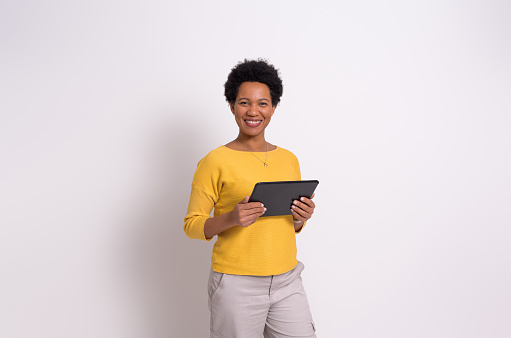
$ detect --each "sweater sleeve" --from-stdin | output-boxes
[183,154,221,241]
[183,185,215,241]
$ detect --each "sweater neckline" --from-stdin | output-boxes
[221,145,279,153]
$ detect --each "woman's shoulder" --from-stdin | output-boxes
[275,146,298,159]
[195,145,235,168]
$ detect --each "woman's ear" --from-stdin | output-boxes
[230,102,235,114]
[271,105,276,116]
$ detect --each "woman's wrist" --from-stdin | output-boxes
[293,219,305,232]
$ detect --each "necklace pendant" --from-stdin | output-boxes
[264,163,268,167]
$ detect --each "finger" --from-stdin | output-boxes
[240,206,266,217]
[291,204,310,219]
[292,200,313,214]
[247,201,265,209]
[298,196,316,209]
[291,208,307,221]
[240,202,265,212]
[240,211,265,227]
[239,208,265,220]
[239,196,250,204]
[311,193,315,199]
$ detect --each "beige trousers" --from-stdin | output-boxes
[208,261,316,338]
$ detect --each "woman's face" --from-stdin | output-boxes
[230,81,276,138]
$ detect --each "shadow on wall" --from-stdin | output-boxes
[127,114,214,337]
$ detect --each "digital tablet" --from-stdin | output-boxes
[249,180,319,217]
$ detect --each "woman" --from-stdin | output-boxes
[184,59,317,338]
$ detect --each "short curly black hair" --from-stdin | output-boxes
[224,59,283,107]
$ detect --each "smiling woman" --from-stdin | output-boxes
[184,59,317,338]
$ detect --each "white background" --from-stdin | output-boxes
[1,1,510,337]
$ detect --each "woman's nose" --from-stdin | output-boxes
[248,104,258,115]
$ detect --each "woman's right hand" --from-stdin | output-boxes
[231,196,266,227]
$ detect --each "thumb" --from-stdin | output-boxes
[239,196,250,204]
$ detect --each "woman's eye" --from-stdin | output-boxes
[240,101,248,105]
[260,102,267,106]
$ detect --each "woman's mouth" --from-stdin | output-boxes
[244,119,263,127]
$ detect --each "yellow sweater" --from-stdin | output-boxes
[184,145,303,276]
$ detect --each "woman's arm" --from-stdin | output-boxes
[204,196,266,239]
[204,212,236,239]
[291,193,316,232]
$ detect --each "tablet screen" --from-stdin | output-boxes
[249,180,319,217]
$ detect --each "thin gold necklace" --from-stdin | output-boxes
[235,139,268,167]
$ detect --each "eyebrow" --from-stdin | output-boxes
[237,97,270,102]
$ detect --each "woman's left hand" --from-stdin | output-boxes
[291,193,315,223]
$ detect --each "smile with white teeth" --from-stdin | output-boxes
[245,120,262,125]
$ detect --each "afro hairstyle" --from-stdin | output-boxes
[224,59,283,107]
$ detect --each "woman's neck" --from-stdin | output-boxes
[236,134,267,152]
